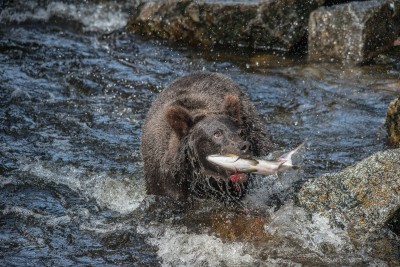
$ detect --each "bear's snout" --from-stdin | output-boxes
[239,141,251,156]
[221,139,252,158]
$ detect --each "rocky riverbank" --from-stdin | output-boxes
[126,0,400,65]
[127,0,323,52]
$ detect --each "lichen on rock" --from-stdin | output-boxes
[297,148,400,232]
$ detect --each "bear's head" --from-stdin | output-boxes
[165,94,252,183]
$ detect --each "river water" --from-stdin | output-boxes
[1,1,400,266]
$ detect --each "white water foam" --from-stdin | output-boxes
[264,202,353,256]
[20,159,145,214]
[137,225,256,267]
[0,1,133,32]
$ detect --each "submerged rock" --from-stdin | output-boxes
[126,0,324,52]
[308,0,400,65]
[386,98,400,147]
[297,148,400,231]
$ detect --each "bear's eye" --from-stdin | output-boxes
[213,130,223,139]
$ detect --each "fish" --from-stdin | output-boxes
[206,143,304,176]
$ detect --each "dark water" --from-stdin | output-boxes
[1,1,400,266]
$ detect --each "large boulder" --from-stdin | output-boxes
[387,98,400,147]
[126,0,324,52]
[308,0,400,65]
[297,148,400,231]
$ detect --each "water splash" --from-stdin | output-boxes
[0,1,133,32]
[137,225,256,267]
[19,159,145,214]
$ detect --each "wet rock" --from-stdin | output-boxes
[126,0,324,52]
[297,148,400,231]
[308,0,400,65]
[210,212,270,242]
[386,98,400,147]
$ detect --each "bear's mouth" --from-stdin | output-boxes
[205,169,249,184]
[229,172,248,183]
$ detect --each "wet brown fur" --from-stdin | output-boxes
[141,72,274,201]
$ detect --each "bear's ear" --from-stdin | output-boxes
[166,105,193,138]
[222,95,240,122]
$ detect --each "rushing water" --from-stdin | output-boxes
[1,1,400,266]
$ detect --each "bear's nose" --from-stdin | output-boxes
[239,141,251,155]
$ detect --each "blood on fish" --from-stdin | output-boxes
[230,173,240,183]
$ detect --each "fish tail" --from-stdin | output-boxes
[291,142,305,155]
[278,142,304,166]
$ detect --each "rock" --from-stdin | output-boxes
[308,0,400,65]
[386,98,400,147]
[126,0,324,52]
[297,148,400,231]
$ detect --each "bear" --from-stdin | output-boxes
[141,72,274,202]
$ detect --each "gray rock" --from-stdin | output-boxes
[297,148,400,231]
[386,98,400,148]
[308,0,400,65]
[126,0,324,52]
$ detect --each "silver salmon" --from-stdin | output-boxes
[206,143,303,176]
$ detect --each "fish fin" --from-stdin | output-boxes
[291,165,301,170]
[225,153,239,157]
[248,159,259,166]
[219,154,240,163]
[227,155,258,165]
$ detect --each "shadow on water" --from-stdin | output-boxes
[1,0,400,266]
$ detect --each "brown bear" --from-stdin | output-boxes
[141,72,273,202]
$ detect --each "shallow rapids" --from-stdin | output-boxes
[1,0,400,266]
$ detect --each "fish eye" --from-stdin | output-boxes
[213,130,223,139]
